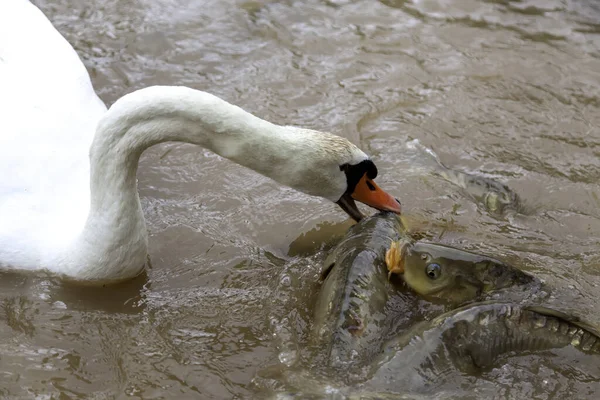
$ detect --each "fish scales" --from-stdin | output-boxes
[372,303,600,381]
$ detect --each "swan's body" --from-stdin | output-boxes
[0,0,400,282]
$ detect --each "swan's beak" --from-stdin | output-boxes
[336,175,402,222]
[336,194,365,222]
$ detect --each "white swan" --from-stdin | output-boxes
[0,0,401,282]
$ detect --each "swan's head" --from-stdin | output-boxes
[281,128,401,222]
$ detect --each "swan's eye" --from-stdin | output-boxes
[425,263,441,280]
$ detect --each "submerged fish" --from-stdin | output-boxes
[358,302,600,396]
[311,212,403,368]
[386,240,537,305]
[409,139,520,214]
[270,303,600,399]
[312,212,535,368]
[436,166,520,214]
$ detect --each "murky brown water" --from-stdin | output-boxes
[2,0,600,398]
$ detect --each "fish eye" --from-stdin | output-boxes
[425,263,441,280]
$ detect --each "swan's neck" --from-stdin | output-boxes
[74,86,331,281]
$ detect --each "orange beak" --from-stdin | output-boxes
[351,174,402,214]
[336,173,402,222]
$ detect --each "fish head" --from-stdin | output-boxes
[401,242,535,305]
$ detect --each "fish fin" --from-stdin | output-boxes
[385,240,405,277]
[524,305,600,337]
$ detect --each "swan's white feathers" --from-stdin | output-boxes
[0,1,370,281]
[0,0,107,276]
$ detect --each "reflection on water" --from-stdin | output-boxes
[1,0,600,397]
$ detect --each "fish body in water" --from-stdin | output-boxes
[358,302,600,396]
[268,213,575,399]
[408,139,520,214]
[436,166,520,214]
[311,212,404,369]
[387,241,538,306]
[271,302,600,398]
[312,212,536,369]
